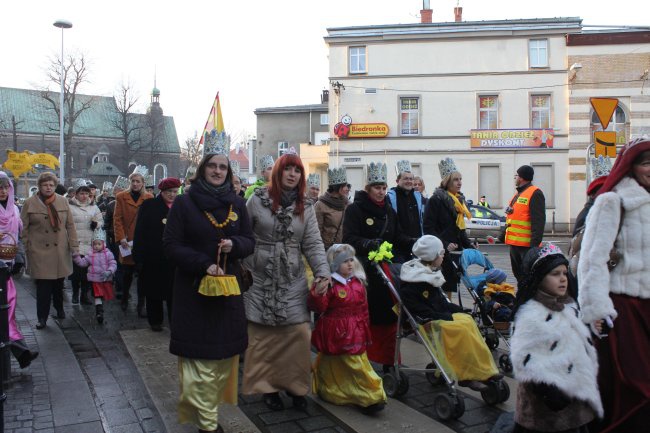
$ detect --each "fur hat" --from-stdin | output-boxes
[486,268,507,284]
[412,235,445,262]
[517,165,535,181]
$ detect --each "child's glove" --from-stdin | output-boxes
[101,271,113,281]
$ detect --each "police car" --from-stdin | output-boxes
[464,204,506,242]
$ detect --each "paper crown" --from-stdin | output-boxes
[366,162,388,185]
[114,176,129,191]
[230,160,241,177]
[185,166,197,178]
[395,160,412,175]
[532,242,564,270]
[72,178,89,191]
[203,129,230,156]
[259,155,275,170]
[589,155,612,179]
[91,228,107,243]
[328,167,348,186]
[102,181,113,192]
[307,173,321,188]
[145,175,154,187]
[438,157,458,179]
[131,165,149,177]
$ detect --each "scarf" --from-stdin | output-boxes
[534,290,573,312]
[39,192,60,232]
[129,190,141,203]
[319,191,347,211]
[369,196,385,208]
[280,189,298,208]
[197,178,232,198]
[0,172,22,237]
[447,191,471,230]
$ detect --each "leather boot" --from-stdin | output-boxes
[96,304,104,324]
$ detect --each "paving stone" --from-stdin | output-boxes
[104,408,139,427]
[297,415,336,431]
[110,423,145,433]
[266,422,304,433]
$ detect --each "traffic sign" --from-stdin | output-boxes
[594,131,617,157]
[590,98,618,130]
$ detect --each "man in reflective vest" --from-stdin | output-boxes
[505,165,546,286]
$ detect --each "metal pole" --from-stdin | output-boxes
[58,28,65,184]
[0,264,10,433]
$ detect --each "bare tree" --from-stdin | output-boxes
[41,52,94,184]
[111,80,144,164]
[180,131,203,170]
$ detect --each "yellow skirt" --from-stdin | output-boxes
[313,353,387,408]
[419,313,498,382]
[177,355,239,431]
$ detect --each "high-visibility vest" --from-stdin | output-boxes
[505,185,539,247]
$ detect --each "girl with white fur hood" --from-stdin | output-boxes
[511,244,602,433]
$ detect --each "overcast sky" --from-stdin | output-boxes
[3,0,648,147]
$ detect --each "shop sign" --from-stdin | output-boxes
[470,129,554,149]
[334,115,389,139]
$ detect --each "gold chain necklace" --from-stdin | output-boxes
[204,205,235,229]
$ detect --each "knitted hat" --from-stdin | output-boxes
[485,268,507,284]
[157,177,181,191]
[412,235,445,261]
[517,165,534,181]
[523,243,568,284]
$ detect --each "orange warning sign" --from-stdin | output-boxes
[594,131,617,158]
[590,98,618,130]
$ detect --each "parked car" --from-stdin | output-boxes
[464,204,506,242]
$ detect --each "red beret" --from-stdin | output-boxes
[157,177,181,191]
[587,176,607,196]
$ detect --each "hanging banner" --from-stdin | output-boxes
[470,129,554,149]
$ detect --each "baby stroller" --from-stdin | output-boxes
[374,262,510,421]
[454,249,513,373]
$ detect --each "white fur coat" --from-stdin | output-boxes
[511,299,603,418]
[577,177,650,324]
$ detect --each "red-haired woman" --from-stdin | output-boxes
[242,152,331,412]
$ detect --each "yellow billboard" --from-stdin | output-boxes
[470,129,554,149]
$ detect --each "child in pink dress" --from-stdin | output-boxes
[73,228,116,323]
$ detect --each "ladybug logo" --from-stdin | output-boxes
[334,114,353,138]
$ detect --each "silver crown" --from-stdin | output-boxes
[438,157,458,179]
[395,160,412,175]
[366,162,388,185]
[72,178,88,191]
[91,228,107,243]
[327,167,347,186]
[132,165,149,177]
[589,155,613,179]
[102,181,113,192]
[230,160,241,177]
[307,173,321,188]
[114,176,130,191]
[145,175,154,187]
[259,155,275,170]
[203,129,230,156]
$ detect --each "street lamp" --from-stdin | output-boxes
[53,19,72,184]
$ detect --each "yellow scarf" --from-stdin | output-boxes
[447,191,471,230]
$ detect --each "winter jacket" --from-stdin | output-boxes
[399,259,463,322]
[244,187,330,326]
[113,189,153,265]
[342,190,415,325]
[73,248,117,282]
[423,188,473,250]
[578,176,650,324]
[512,298,602,431]
[69,198,103,256]
[308,274,371,355]
[314,192,348,250]
[387,186,424,239]
[133,195,175,301]
[163,181,255,360]
[20,194,79,279]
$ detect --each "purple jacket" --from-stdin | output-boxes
[73,248,117,282]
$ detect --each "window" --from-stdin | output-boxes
[277,141,289,157]
[529,39,548,68]
[478,95,498,129]
[400,97,419,135]
[479,165,501,208]
[590,105,628,145]
[320,113,329,126]
[531,94,551,129]
[349,46,366,74]
[314,132,330,146]
[531,163,555,208]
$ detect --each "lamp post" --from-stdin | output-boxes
[53,19,72,184]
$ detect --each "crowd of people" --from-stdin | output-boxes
[0,136,647,433]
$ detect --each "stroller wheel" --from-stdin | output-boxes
[425,362,445,386]
[480,379,510,405]
[382,370,410,398]
[485,334,499,350]
[433,393,465,420]
[499,354,513,373]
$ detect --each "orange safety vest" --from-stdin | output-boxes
[505,185,539,247]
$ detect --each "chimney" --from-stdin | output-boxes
[421,0,432,24]
[454,6,463,22]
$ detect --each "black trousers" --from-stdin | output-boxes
[35,278,64,321]
[70,263,91,298]
[146,298,172,327]
[509,245,532,287]
[120,265,145,306]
